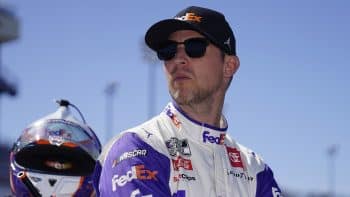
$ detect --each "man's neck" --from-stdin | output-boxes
[177,96,225,128]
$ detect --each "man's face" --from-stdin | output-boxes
[163,30,226,106]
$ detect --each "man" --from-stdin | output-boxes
[94,6,282,197]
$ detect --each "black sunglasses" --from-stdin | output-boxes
[157,37,210,61]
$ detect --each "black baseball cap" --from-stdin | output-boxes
[145,6,236,55]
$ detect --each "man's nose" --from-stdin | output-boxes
[172,45,188,65]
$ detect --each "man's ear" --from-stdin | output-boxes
[224,55,240,77]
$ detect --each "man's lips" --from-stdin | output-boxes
[172,74,191,82]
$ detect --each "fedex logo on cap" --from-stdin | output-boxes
[175,12,202,23]
[202,131,225,145]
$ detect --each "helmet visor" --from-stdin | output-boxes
[12,119,100,176]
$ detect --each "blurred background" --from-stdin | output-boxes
[0,0,349,196]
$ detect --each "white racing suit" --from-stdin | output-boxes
[93,102,282,197]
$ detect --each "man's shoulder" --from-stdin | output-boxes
[225,135,267,172]
[99,116,170,165]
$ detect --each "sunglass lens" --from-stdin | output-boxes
[157,38,209,60]
[157,42,177,60]
[185,38,208,58]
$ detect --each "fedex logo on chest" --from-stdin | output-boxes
[202,131,225,145]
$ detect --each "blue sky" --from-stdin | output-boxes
[1,0,349,195]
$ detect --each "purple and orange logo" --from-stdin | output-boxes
[202,131,225,145]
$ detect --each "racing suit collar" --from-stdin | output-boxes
[171,101,228,131]
[163,102,228,147]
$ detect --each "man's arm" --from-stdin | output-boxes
[256,164,283,197]
[93,132,171,197]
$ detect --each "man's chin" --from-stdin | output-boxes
[170,90,191,105]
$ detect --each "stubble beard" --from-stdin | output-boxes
[169,82,220,106]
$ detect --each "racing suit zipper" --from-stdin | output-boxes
[214,145,227,197]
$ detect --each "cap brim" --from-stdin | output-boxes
[145,19,202,51]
